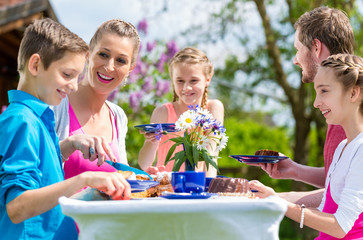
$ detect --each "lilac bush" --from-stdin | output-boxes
[111,19,179,115]
[109,19,180,166]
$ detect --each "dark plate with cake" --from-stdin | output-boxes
[230,149,288,164]
[229,155,287,163]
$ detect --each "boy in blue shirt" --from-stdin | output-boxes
[0,18,131,239]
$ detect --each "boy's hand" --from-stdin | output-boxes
[82,172,131,200]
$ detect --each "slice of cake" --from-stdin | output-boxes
[254,149,279,156]
[152,172,173,197]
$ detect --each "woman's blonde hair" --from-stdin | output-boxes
[320,54,363,113]
[168,47,214,109]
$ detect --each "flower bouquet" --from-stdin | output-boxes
[164,105,228,172]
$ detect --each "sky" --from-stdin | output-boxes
[49,0,214,44]
[48,0,261,66]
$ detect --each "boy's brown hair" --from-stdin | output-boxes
[294,6,354,55]
[17,18,89,73]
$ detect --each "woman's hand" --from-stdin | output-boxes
[62,134,117,166]
[81,171,131,200]
[249,180,276,199]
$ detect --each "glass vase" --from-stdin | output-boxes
[183,143,195,171]
[185,158,195,171]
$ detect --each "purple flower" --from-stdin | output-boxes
[128,70,139,83]
[137,19,148,35]
[129,91,144,111]
[146,40,157,52]
[155,124,163,141]
[187,105,199,111]
[161,80,170,95]
[142,76,154,93]
[129,58,150,83]
[139,61,149,76]
[155,80,170,97]
[166,41,179,59]
[211,120,226,134]
[196,115,212,130]
[156,53,168,73]
[107,89,118,102]
[155,81,164,97]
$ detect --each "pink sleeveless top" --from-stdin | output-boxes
[156,103,184,171]
[64,103,120,179]
[315,184,363,239]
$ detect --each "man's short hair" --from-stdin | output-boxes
[294,6,354,55]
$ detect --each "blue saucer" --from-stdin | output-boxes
[160,192,214,199]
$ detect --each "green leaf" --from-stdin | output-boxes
[172,151,187,171]
[203,150,219,172]
[165,143,178,164]
[165,136,185,144]
[174,150,186,162]
[183,140,193,163]
[192,145,199,166]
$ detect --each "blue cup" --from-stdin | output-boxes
[172,171,206,193]
[205,177,214,192]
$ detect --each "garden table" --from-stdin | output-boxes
[59,194,287,240]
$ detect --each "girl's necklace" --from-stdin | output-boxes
[327,143,347,183]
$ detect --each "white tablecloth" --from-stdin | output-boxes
[59,195,287,240]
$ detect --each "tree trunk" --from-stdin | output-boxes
[253,0,312,185]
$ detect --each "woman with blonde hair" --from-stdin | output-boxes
[53,19,140,179]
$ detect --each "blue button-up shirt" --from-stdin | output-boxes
[0,90,64,239]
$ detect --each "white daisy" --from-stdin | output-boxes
[216,134,228,151]
[175,110,197,131]
[197,107,213,120]
[196,135,209,150]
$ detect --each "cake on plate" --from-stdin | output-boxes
[254,149,279,156]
